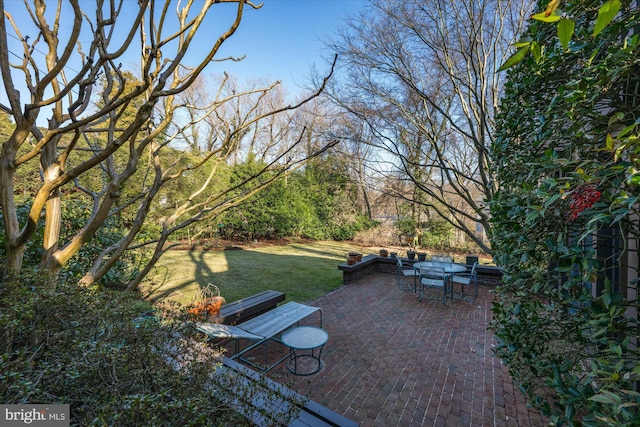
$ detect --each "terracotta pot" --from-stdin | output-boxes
[379,249,388,257]
[188,296,224,319]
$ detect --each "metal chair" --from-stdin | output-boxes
[452,261,479,302]
[396,257,417,291]
[417,265,449,304]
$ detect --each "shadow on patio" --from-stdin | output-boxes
[266,273,549,427]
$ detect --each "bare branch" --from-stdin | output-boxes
[326,0,532,253]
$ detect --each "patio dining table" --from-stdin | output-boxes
[412,261,467,298]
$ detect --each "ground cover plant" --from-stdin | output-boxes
[0,270,304,426]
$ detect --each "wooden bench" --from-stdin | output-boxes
[216,290,286,325]
[218,357,358,426]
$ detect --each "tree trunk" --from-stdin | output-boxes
[125,230,171,292]
[40,139,62,273]
[0,137,24,279]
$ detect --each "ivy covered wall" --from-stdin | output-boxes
[489,0,640,425]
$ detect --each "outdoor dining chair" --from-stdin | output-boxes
[417,265,449,304]
[396,257,417,291]
[452,261,479,302]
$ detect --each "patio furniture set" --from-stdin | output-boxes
[396,255,479,304]
[193,254,480,426]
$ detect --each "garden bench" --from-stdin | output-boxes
[217,290,286,325]
[197,301,322,372]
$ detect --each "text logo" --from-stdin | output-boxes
[1,405,69,426]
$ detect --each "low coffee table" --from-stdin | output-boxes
[281,326,329,376]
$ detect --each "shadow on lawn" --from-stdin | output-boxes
[144,249,218,304]
[145,246,347,306]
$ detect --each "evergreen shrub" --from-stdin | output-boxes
[490,1,640,424]
[0,271,296,425]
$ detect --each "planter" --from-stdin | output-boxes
[188,284,225,320]
[407,251,416,260]
[417,252,427,262]
[347,257,357,265]
[379,249,389,257]
[348,252,363,262]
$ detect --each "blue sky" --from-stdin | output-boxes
[1,1,367,107]
[208,0,367,90]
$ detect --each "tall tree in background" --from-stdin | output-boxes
[0,0,334,286]
[327,0,532,253]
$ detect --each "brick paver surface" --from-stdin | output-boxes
[263,273,549,427]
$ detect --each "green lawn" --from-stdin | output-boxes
[142,241,368,306]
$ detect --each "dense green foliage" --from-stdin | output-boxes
[0,271,278,425]
[0,200,146,286]
[218,156,376,242]
[490,0,640,425]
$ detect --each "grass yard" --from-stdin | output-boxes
[142,240,367,307]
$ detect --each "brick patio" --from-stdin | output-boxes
[262,273,549,426]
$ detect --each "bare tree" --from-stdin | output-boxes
[332,116,376,219]
[326,0,532,253]
[0,0,335,285]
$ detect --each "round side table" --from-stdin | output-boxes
[281,326,329,376]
